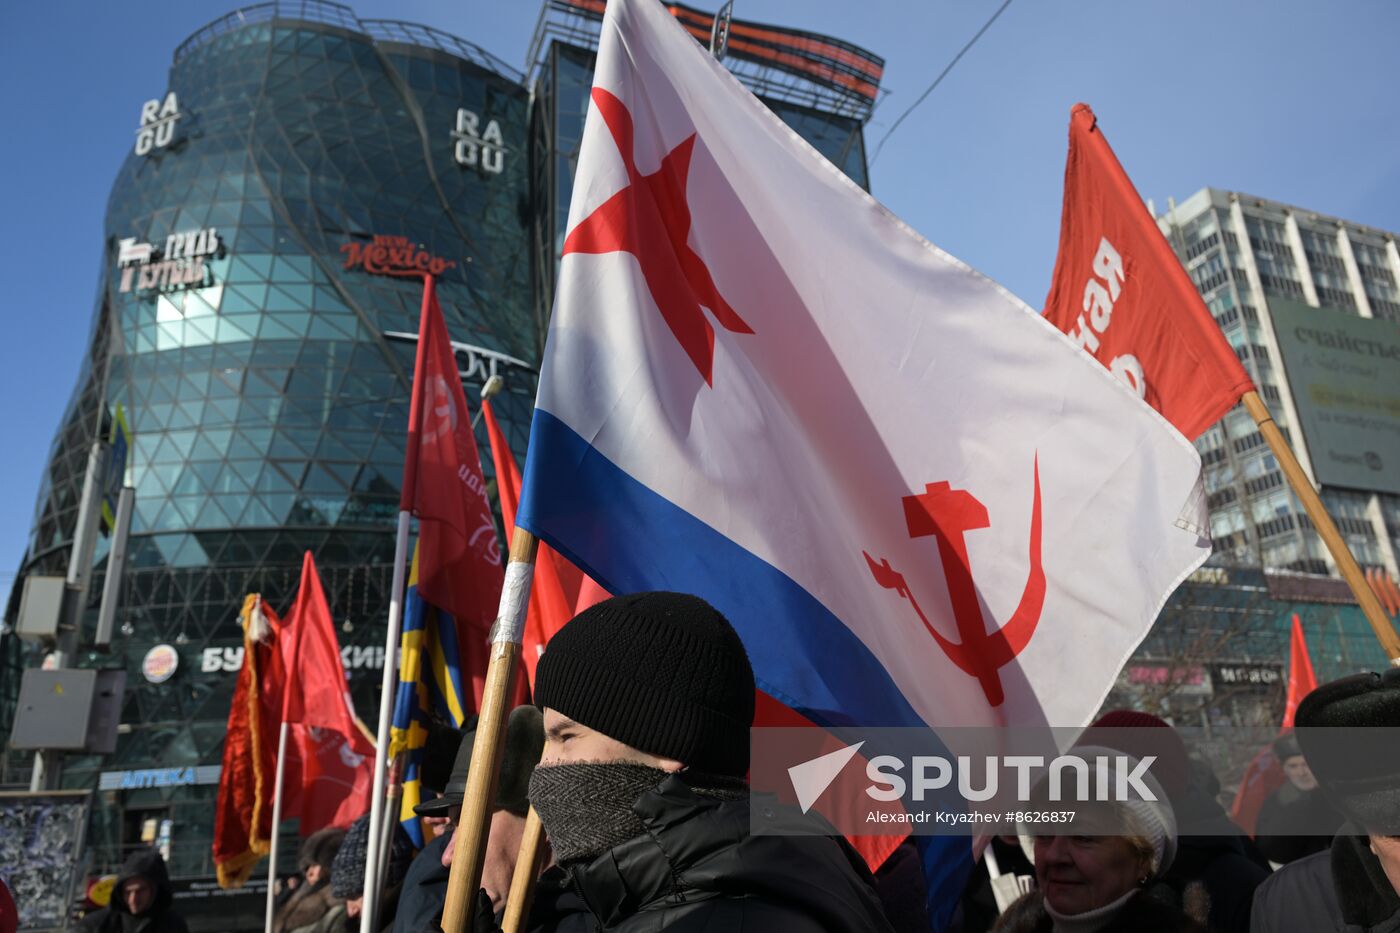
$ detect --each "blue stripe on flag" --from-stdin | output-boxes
[517,408,971,929]
[517,409,922,729]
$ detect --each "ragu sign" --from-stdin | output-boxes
[135,91,181,156]
[340,235,456,278]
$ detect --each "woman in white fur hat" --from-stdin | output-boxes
[992,748,1211,933]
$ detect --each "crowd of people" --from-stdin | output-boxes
[71,591,1400,933]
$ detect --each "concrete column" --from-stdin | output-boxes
[1336,226,1374,319]
[1283,212,1321,308]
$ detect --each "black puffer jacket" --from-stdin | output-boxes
[78,849,188,933]
[1251,829,1400,933]
[526,774,895,932]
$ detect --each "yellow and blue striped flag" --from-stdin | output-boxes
[389,543,470,848]
[101,404,131,533]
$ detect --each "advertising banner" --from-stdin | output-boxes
[1268,298,1400,495]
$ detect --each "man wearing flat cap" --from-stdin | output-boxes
[393,706,542,933]
[1252,669,1400,933]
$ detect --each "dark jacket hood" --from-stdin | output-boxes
[556,773,893,932]
[113,849,174,917]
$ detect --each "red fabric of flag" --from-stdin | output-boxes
[1232,614,1319,835]
[280,551,375,833]
[752,691,905,873]
[483,397,590,688]
[402,276,504,637]
[1044,103,1255,441]
[212,595,283,888]
[1282,613,1319,729]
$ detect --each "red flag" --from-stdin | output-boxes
[1229,748,1282,838]
[213,595,281,888]
[1232,614,1318,834]
[280,552,375,833]
[402,276,503,635]
[1367,568,1400,618]
[483,397,590,687]
[1044,103,1255,440]
[1282,614,1318,729]
[574,576,611,615]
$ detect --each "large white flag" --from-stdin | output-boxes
[520,0,1206,741]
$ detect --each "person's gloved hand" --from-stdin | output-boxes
[469,888,501,933]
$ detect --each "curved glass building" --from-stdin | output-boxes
[1,1,883,925]
[7,1,537,911]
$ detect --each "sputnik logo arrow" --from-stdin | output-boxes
[788,740,865,814]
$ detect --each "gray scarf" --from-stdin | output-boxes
[528,763,746,865]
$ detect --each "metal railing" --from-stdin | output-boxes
[172,0,523,83]
[362,20,523,82]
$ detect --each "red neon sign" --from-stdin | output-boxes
[340,235,456,278]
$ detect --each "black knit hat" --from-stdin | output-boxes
[534,591,755,776]
[1297,669,1400,829]
[329,814,413,899]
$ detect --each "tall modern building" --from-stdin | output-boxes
[1,1,881,925]
[1108,191,1400,726]
[1159,189,1400,577]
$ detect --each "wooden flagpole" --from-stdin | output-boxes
[441,529,539,933]
[501,808,547,933]
[1242,390,1400,662]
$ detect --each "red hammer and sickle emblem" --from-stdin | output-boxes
[863,456,1045,707]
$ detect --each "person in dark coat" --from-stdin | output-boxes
[328,813,415,931]
[1252,670,1400,933]
[273,827,347,933]
[1254,731,1345,865]
[77,847,188,933]
[393,706,543,933]
[497,592,895,933]
[1081,709,1271,933]
[386,711,462,933]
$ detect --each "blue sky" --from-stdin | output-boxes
[1,1,1397,599]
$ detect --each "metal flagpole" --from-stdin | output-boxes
[1241,391,1400,661]
[441,530,538,933]
[264,721,292,932]
[362,509,412,932]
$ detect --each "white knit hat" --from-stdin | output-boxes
[1016,746,1177,875]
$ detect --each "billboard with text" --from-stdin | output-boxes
[1269,298,1400,495]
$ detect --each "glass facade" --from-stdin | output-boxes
[3,2,537,909]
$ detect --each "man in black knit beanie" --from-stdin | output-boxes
[510,590,895,933]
